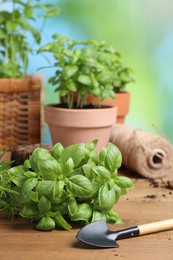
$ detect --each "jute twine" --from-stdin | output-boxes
[110,124,173,179]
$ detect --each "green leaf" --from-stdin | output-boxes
[23,159,31,169]
[85,139,98,151]
[67,197,78,217]
[105,209,123,224]
[52,143,64,160]
[54,211,72,230]
[92,166,111,180]
[36,216,55,231]
[20,204,39,218]
[66,175,94,198]
[71,203,92,222]
[77,75,91,86]
[24,171,36,178]
[82,163,96,182]
[36,180,64,201]
[98,184,116,211]
[66,80,77,91]
[29,191,39,202]
[53,180,65,200]
[36,180,55,201]
[115,176,134,189]
[62,157,74,177]
[38,159,62,180]
[62,65,78,80]
[61,143,87,168]
[71,49,81,64]
[105,143,122,171]
[99,147,107,164]
[38,196,51,213]
[91,210,106,222]
[29,148,53,172]
[22,178,38,197]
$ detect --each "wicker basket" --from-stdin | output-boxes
[0,76,43,154]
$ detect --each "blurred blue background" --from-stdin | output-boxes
[27,0,173,145]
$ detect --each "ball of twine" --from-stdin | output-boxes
[110,124,173,179]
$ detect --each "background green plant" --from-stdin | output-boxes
[0,141,133,230]
[38,34,134,108]
[0,0,60,78]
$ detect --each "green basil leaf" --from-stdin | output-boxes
[29,148,53,172]
[99,184,116,211]
[20,204,39,218]
[36,180,64,201]
[62,157,74,177]
[36,180,55,199]
[11,175,28,187]
[29,191,39,202]
[85,139,98,151]
[71,203,92,222]
[66,175,94,198]
[66,79,77,91]
[52,190,67,204]
[105,142,122,171]
[24,171,36,178]
[91,210,106,222]
[62,65,78,80]
[99,147,107,164]
[8,166,26,177]
[53,180,65,200]
[82,164,95,182]
[38,196,51,213]
[115,176,134,189]
[52,201,68,215]
[67,197,78,217]
[77,75,91,86]
[52,143,64,161]
[38,159,62,180]
[71,48,81,63]
[61,143,86,167]
[89,149,98,163]
[105,209,123,224]
[36,216,55,231]
[23,159,31,169]
[22,178,38,197]
[54,211,72,230]
[92,166,111,180]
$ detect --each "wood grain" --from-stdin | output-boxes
[0,176,173,260]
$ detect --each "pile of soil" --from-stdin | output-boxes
[149,177,173,190]
[11,144,53,166]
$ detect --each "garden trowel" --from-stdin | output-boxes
[76,219,173,248]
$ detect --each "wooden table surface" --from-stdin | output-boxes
[0,170,173,260]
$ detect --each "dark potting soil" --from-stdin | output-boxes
[50,103,112,109]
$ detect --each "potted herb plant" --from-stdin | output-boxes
[0,140,134,230]
[86,52,134,123]
[0,0,59,158]
[38,34,121,151]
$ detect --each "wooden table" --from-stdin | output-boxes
[0,172,173,260]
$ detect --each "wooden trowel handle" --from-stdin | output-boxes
[138,219,173,236]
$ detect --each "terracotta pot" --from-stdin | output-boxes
[87,92,130,123]
[44,104,117,152]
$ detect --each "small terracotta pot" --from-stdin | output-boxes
[44,104,117,152]
[87,92,130,123]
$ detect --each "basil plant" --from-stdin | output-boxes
[37,34,134,108]
[0,140,133,231]
[0,0,60,78]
